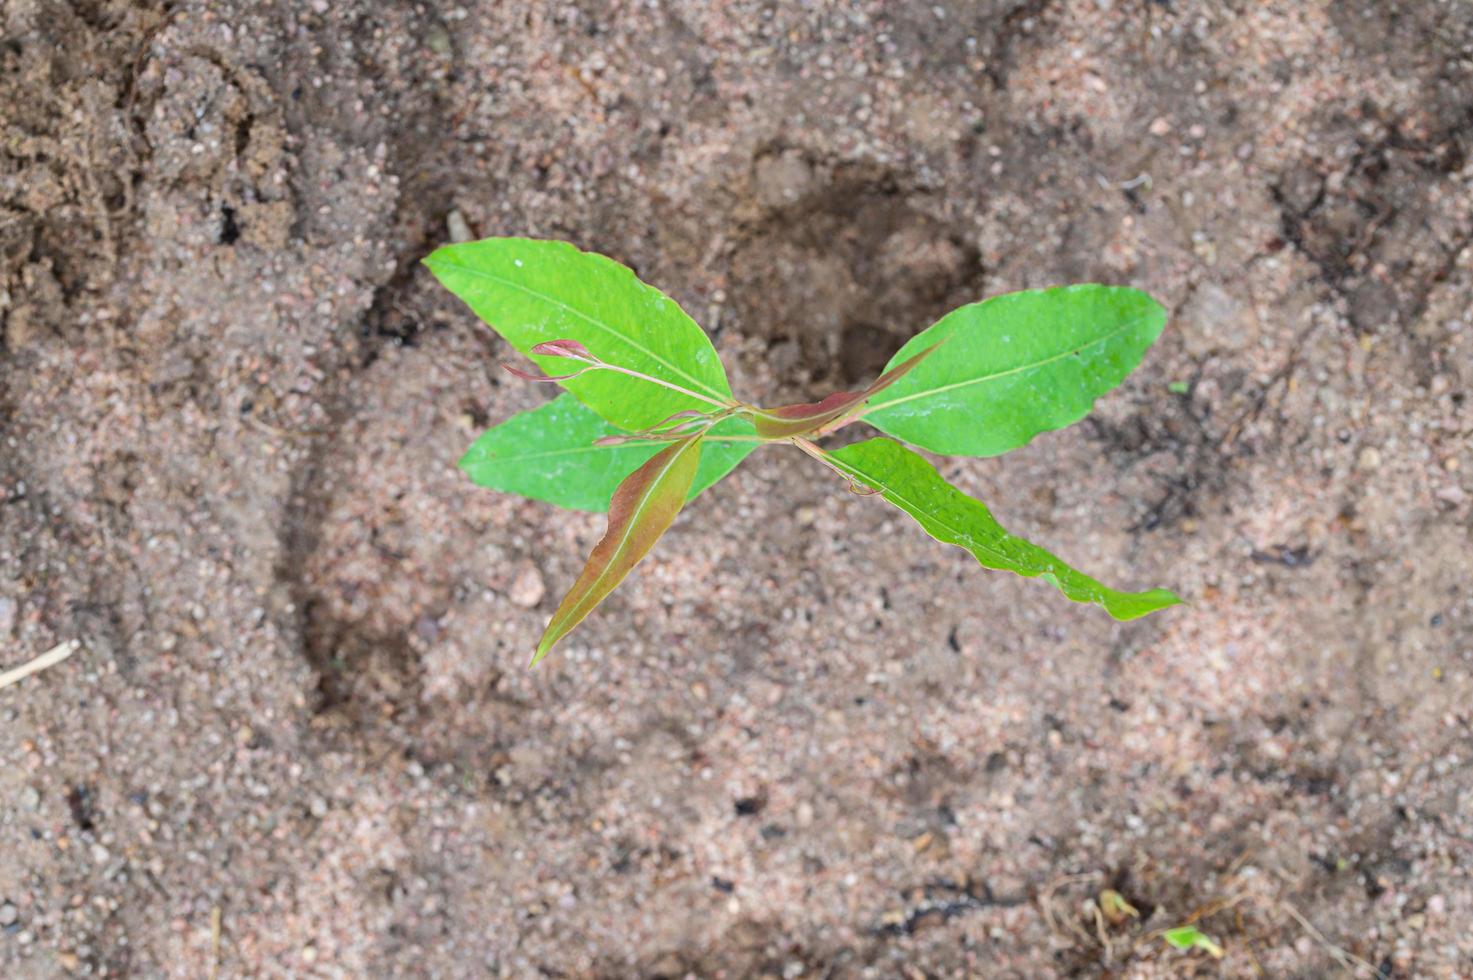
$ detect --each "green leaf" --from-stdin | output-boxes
[1163,926,1224,958]
[534,434,704,664]
[748,343,940,440]
[459,394,758,512]
[862,285,1167,457]
[424,237,733,430]
[826,437,1180,621]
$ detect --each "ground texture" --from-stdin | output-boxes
[2,0,1472,976]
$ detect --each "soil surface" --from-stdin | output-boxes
[3,1,1472,977]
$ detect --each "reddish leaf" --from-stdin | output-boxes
[501,339,601,383]
[750,343,941,439]
[502,363,586,383]
[504,339,601,382]
[642,409,709,431]
[532,434,705,663]
[530,339,595,360]
[592,409,716,446]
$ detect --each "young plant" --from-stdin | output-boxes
[426,238,1180,664]
[1163,925,1225,959]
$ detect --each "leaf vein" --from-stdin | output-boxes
[551,437,702,636]
[825,454,1029,572]
[433,259,728,401]
[865,313,1152,415]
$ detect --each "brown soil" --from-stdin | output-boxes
[2,1,1471,976]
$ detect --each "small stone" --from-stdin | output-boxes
[1148,116,1172,136]
[0,903,17,925]
[20,786,40,810]
[753,149,814,208]
[1357,447,1382,472]
[796,801,815,827]
[446,209,473,243]
[0,596,15,635]
[508,563,546,608]
[413,615,442,644]
[1434,484,1466,505]
[794,506,817,527]
[1179,282,1250,358]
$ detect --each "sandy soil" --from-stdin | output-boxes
[2,0,1472,976]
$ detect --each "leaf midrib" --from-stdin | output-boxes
[464,435,756,465]
[863,313,1152,415]
[828,450,1085,588]
[545,437,701,647]
[434,258,729,402]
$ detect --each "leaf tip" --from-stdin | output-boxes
[456,444,479,474]
[1106,587,1184,621]
[529,634,556,668]
[421,244,454,273]
[1149,588,1186,610]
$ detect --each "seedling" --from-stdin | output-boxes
[1163,925,1225,958]
[426,238,1180,664]
[1099,888,1141,926]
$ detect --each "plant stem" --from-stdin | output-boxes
[790,436,879,494]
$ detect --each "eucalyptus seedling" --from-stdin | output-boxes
[426,238,1180,664]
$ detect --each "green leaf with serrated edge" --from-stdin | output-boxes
[460,394,758,512]
[862,285,1167,457]
[748,343,940,439]
[826,437,1180,620]
[534,434,704,664]
[424,238,733,430]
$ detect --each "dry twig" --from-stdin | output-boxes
[0,639,81,690]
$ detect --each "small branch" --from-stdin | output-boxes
[0,639,82,690]
[1279,902,1387,979]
